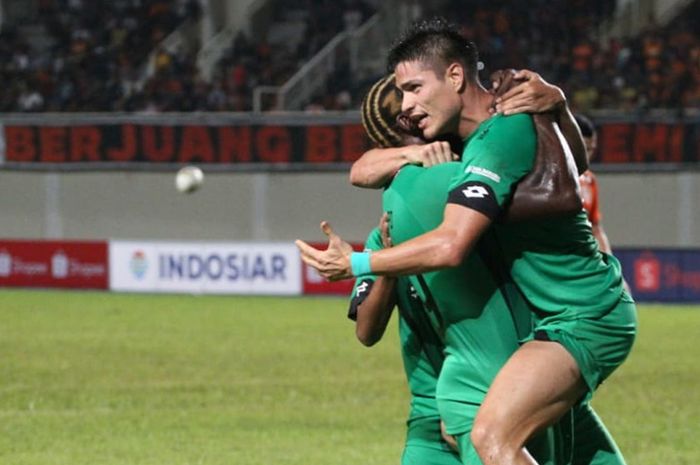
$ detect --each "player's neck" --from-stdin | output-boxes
[458,86,493,139]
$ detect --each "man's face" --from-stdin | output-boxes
[395,60,461,140]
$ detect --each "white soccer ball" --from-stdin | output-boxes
[175,166,204,193]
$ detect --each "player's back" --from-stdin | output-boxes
[383,165,524,406]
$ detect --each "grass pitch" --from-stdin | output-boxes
[0,290,698,465]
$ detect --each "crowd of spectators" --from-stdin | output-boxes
[210,0,374,112]
[0,0,697,113]
[122,0,374,112]
[0,0,199,112]
[429,0,699,112]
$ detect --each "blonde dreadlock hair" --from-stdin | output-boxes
[360,74,404,148]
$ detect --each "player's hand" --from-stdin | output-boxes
[295,221,354,281]
[489,68,518,95]
[492,69,566,115]
[379,212,392,248]
[403,141,458,167]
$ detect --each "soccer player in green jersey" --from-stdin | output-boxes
[353,73,627,465]
[349,73,576,465]
[349,76,462,465]
[298,18,637,465]
[349,224,462,465]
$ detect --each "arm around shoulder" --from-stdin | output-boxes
[350,147,411,188]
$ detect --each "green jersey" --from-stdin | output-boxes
[383,164,527,434]
[446,113,628,320]
[349,228,445,427]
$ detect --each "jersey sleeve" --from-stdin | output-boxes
[447,114,537,219]
[347,228,384,321]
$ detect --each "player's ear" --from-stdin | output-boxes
[446,63,465,92]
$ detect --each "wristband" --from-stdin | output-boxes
[350,252,372,277]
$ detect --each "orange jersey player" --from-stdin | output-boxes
[575,114,612,255]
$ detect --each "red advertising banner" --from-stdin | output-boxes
[595,122,699,164]
[2,120,699,166]
[0,240,108,289]
[3,123,372,165]
[302,242,364,295]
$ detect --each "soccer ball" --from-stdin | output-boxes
[175,166,204,193]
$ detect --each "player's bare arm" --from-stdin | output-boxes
[493,69,588,174]
[353,214,398,345]
[488,69,583,221]
[354,275,397,346]
[296,205,491,281]
[349,141,457,188]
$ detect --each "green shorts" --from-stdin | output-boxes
[454,432,481,465]
[572,403,627,465]
[404,416,456,456]
[527,298,637,398]
[402,443,461,465]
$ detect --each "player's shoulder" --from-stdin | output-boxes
[489,113,534,135]
[468,114,535,150]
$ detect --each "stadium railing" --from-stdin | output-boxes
[252,13,382,112]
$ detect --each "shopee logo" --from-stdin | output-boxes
[634,255,660,292]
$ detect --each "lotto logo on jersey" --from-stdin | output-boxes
[355,280,370,297]
[462,185,490,198]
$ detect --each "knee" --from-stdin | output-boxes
[470,416,518,464]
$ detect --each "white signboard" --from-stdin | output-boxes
[110,241,302,295]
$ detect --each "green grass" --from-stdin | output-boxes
[0,291,698,465]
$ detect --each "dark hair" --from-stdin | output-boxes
[574,114,596,138]
[387,17,479,82]
[360,74,404,148]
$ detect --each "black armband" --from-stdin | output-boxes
[447,181,501,220]
[347,279,375,321]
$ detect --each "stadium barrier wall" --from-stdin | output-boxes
[0,113,698,248]
[0,169,697,247]
[0,239,699,302]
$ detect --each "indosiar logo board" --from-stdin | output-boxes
[109,241,302,295]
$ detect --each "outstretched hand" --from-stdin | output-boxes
[295,221,355,281]
[491,69,566,115]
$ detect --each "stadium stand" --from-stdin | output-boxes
[0,0,697,112]
[0,0,199,112]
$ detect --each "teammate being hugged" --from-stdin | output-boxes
[347,75,462,465]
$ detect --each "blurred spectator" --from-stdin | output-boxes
[2,0,194,112]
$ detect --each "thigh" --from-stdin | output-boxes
[474,340,587,446]
[533,301,637,395]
